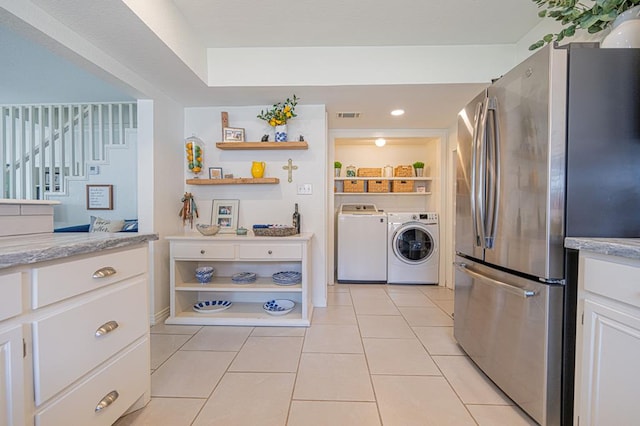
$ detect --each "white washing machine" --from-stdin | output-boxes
[337,204,387,283]
[387,212,439,284]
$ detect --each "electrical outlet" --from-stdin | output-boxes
[297,183,313,195]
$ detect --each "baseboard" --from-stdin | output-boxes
[150,306,170,326]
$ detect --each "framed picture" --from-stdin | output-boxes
[211,199,239,233]
[223,127,245,142]
[86,184,114,210]
[209,167,223,179]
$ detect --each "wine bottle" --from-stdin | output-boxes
[292,203,300,234]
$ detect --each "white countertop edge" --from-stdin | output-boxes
[0,199,60,205]
[166,231,313,241]
[565,237,640,260]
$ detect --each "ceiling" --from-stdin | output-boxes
[0,0,544,129]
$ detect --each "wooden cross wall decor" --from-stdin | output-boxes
[282,158,298,183]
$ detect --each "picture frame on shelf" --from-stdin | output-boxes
[211,199,239,233]
[209,167,223,179]
[222,127,245,142]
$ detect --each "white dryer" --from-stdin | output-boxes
[387,212,439,284]
[337,204,387,283]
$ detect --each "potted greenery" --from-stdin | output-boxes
[529,0,640,50]
[334,161,342,177]
[413,161,425,177]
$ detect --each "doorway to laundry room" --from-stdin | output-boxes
[327,130,448,288]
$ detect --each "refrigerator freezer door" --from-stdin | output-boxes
[453,258,563,425]
[483,45,568,280]
[456,90,487,261]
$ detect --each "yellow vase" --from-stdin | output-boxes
[251,161,265,178]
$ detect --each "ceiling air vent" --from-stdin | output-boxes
[336,112,361,119]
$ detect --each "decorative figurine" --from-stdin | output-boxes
[299,135,305,141]
[261,134,269,142]
[179,192,198,228]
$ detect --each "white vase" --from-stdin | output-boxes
[601,5,640,48]
[275,125,288,142]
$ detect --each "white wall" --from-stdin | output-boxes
[183,104,328,307]
[48,131,138,228]
[138,98,185,323]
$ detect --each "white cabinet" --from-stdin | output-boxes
[575,251,640,426]
[0,325,24,426]
[166,234,313,326]
[0,242,151,426]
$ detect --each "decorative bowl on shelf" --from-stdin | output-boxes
[263,299,295,316]
[196,223,220,236]
[195,266,215,284]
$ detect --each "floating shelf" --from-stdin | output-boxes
[216,141,308,150]
[186,177,279,185]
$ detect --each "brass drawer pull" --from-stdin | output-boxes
[95,320,119,337]
[95,390,119,412]
[92,266,117,279]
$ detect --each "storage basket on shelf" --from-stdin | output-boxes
[357,168,382,177]
[252,226,298,237]
[343,180,365,192]
[368,180,389,193]
[394,165,414,177]
[392,180,414,192]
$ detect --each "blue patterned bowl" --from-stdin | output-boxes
[195,266,215,284]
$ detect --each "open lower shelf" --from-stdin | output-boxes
[335,177,432,181]
[186,177,279,185]
[176,277,302,292]
[166,302,309,326]
[216,142,308,150]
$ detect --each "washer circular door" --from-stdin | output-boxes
[392,223,436,265]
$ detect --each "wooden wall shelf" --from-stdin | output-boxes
[216,142,308,150]
[186,177,279,185]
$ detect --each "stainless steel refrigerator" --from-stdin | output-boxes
[454,43,640,426]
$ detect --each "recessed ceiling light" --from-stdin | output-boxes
[375,138,386,147]
[391,109,405,116]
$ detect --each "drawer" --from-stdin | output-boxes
[582,254,640,309]
[32,246,147,309]
[35,337,149,426]
[0,272,22,321]
[239,244,302,260]
[33,278,148,405]
[171,242,235,260]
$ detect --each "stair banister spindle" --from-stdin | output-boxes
[98,104,104,161]
[118,104,124,145]
[108,104,114,146]
[29,106,37,199]
[38,106,45,200]
[7,107,16,198]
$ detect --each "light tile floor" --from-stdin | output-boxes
[114,284,537,426]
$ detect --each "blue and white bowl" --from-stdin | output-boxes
[263,299,295,316]
[195,266,215,284]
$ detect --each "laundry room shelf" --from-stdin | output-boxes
[216,142,308,150]
[335,192,432,196]
[186,177,279,185]
[334,177,433,181]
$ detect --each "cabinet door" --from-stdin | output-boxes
[580,299,640,425]
[0,326,24,426]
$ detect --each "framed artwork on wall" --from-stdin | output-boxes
[211,199,239,233]
[209,167,223,179]
[86,184,113,210]
[222,127,245,142]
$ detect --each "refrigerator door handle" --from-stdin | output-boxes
[470,100,484,247]
[484,96,500,249]
[454,262,537,298]
[476,99,490,248]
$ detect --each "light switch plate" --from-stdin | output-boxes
[297,183,312,195]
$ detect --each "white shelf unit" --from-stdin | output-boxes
[166,233,313,326]
[334,176,433,195]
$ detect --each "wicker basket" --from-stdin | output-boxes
[357,168,382,177]
[368,180,389,193]
[392,180,414,192]
[252,226,298,237]
[394,165,414,177]
[343,180,365,192]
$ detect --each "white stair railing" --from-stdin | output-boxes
[1,102,136,199]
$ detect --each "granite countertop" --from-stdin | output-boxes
[565,237,640,260]
[0,232,159,269]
